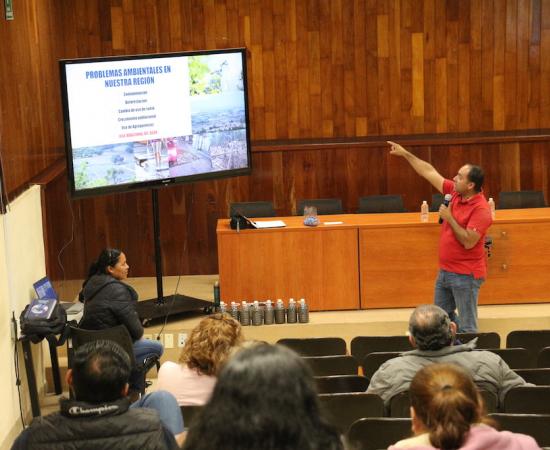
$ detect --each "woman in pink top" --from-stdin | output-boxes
[388,363,541,450]
[157,313,243,406]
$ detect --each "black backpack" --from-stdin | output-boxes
[20,303,69,344]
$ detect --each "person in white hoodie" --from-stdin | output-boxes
[388,363,541,450]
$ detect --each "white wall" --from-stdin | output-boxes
[0,186,47,449]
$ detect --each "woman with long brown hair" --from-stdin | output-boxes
[388,363,540,450]
[157,313,243,406]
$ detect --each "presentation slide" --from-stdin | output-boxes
[62,52,249,192]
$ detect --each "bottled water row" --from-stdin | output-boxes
[218,298,309,326]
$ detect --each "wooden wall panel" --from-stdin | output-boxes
[42,137,550,279]
[1,0,550,282]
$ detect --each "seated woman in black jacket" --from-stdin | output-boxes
[79,248,163,394]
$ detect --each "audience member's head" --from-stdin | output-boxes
[69,340,131,403]
[86,248,124,278]
[182,344,343,450]
[408,363,490,449]
[179,313,243,376]
[408,305,455,351]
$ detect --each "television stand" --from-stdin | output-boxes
[136,189,213,326]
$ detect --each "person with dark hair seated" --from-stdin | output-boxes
[388,363,540,450]
[11,340,182,449]
[182,343,343,450]
[367,305,530,408]
[79,248,163,394]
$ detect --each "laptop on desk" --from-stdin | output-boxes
[33,277,83,317]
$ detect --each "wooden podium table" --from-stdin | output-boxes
[217,208,550,311]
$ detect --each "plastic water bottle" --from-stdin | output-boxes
[420,200,429,222]
[287,298,297,324]
[230,302,239,321]
[251,301,262,326]
[275,299,286,324]
[213,281,220,310]
[488,197,496,220]
[298,298,309,323]
[264,300,274,325]
[219,301,227,314]
[240,301,250,326]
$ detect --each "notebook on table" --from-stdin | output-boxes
[33,277,83,316]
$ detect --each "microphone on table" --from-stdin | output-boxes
[438,194,452,224]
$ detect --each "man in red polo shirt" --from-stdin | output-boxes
[388,141,492,332]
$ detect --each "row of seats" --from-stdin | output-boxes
[303,352,550,378]
[278,330,550,367]
[229,190,547,217]
[179,395,550,448]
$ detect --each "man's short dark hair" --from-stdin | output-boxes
[71,340,131,403]
[466,164,484,193]
[409,305,453,351]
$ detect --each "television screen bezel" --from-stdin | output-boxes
[59,47,252,199]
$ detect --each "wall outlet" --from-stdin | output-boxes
[164,333,174,349]
[178,333,187,347]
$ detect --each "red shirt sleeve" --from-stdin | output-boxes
[442,179,454,195]
[466,204,492,235]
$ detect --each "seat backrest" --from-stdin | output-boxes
[489,413,550,447]
[278,337,347,356]
[506,330,550,368]
[479,389,498,413]
[485,348,532,369]
[319,393,384,434]
[503,386,550,414]
[362,351,402,379]
[315,375,369,394]
[514,368,550,385]
[229,201,275,218]
[538,347,550,368]
[497,191,546,209]
[180,405,203,430]
[297,198,343,215]
[357,195,406,213]
[303,355,359,376]
[456,332,501,349]
[347,417,413,450]
[389,391,411,418]
[350,336,412,362]
[429,192,445,212]
[70,325,136,367]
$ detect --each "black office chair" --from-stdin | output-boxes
[319,393,384,434]
[229,201,276,218]
[315,375,369,394]
[485,348,533,369]
[347,417,412,450]
[456,332,501,349]
[506,330,550,368]
[297,198,343,215]
[356,195,407,213]
[538,347,550,368]
[497,191,546,209]
[429,192,445,212]
[303,355,359,376]
[350,335,412,363]
[362,351,402,380]
[490,413,550,447]
[503,386,550,414]
[514,368,550,385]
[70,325,160,395]
[277,337,347,356]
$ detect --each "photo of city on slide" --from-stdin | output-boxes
[71,52,249,190]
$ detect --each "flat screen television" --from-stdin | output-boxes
[59,48,251,198]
